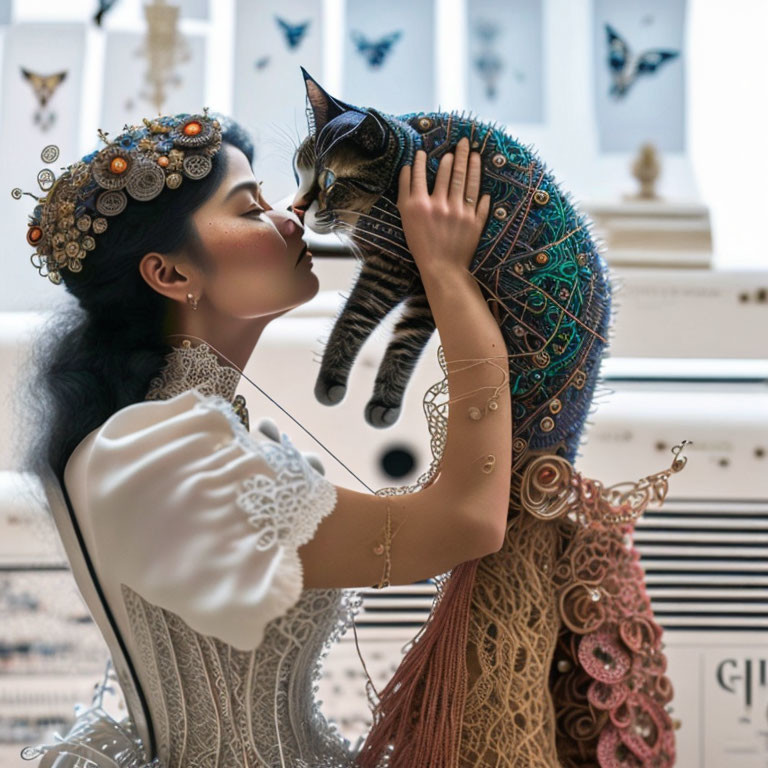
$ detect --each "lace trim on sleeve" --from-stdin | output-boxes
[194,393,338,552]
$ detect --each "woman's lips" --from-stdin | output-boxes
[295,243,310,265]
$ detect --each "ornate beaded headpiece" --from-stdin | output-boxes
[12,108,223,284]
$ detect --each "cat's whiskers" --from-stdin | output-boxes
[369,202,406,227]
[328,223,367,263]
[322,217,369,249]
[331,207,407,237]
[344,230,414,267]
[324,209,412,260]
[272,122,300,153]
[339,228,417,270]
[261,122,303,166]
[288,113,308,153]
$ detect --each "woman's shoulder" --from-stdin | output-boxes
[64,388,328,501]
[64,389,236,479]
[99,388,229,440]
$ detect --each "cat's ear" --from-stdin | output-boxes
[351,109,389,155]
[301,67,354,133]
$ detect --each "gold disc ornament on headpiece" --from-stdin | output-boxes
[12,109,223,284]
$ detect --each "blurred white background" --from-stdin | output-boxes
[0,1,766,765]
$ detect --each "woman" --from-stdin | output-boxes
[15,109,510,767]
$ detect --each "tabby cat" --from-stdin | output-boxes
[293,68,678,768]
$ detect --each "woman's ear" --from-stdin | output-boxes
[138,251,196,304]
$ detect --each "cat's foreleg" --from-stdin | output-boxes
[366,289,436,428]
[314,253,413,408]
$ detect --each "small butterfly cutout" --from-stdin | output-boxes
[21,68,68,131]
[351,30,402,68]
[275,16,311,50]
[605,23,679,99]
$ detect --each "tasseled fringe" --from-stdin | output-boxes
[355,558,480,768]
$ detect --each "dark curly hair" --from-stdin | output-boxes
[14,114,255,489]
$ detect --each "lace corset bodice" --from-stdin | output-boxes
[25,339,363,768]
[121,583,361,768]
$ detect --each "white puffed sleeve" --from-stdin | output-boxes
[64,389,338,651]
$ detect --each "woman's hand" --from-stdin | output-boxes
[397,136,491,279]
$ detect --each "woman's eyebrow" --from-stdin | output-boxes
[224,180,262,202]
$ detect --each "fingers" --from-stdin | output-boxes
[399,141,485,215]
[433,151,454,199]
[448,137,470,204]
[465,150,481,209]
[477,193,491,223]
[411,149,427,196]
[397,163,411,204]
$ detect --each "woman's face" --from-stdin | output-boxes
[181,143,317,319]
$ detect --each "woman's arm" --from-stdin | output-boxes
[300,138,512,588]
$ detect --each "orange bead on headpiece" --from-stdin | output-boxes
[12,108,224,284]
[110,156,128,174]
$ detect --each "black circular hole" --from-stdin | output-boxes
[380,445,417,479]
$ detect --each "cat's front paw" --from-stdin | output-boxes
[365,401,401,428]
[314,377,347,406]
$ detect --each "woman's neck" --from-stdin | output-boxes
[165,300,280,372]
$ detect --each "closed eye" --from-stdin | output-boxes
[243,207,266,218]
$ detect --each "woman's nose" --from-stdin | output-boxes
[270,209,304,239]
[289,204,306,224]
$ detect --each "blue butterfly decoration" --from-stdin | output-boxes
[351,30,402,69]
[93,0,120,26]
[275,16,311,50]
[605,23,679,99]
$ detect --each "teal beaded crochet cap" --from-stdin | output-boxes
[295,67,612,474]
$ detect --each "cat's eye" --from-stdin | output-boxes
[319,168,336,192]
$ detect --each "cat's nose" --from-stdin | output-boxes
[290,194,311,224]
